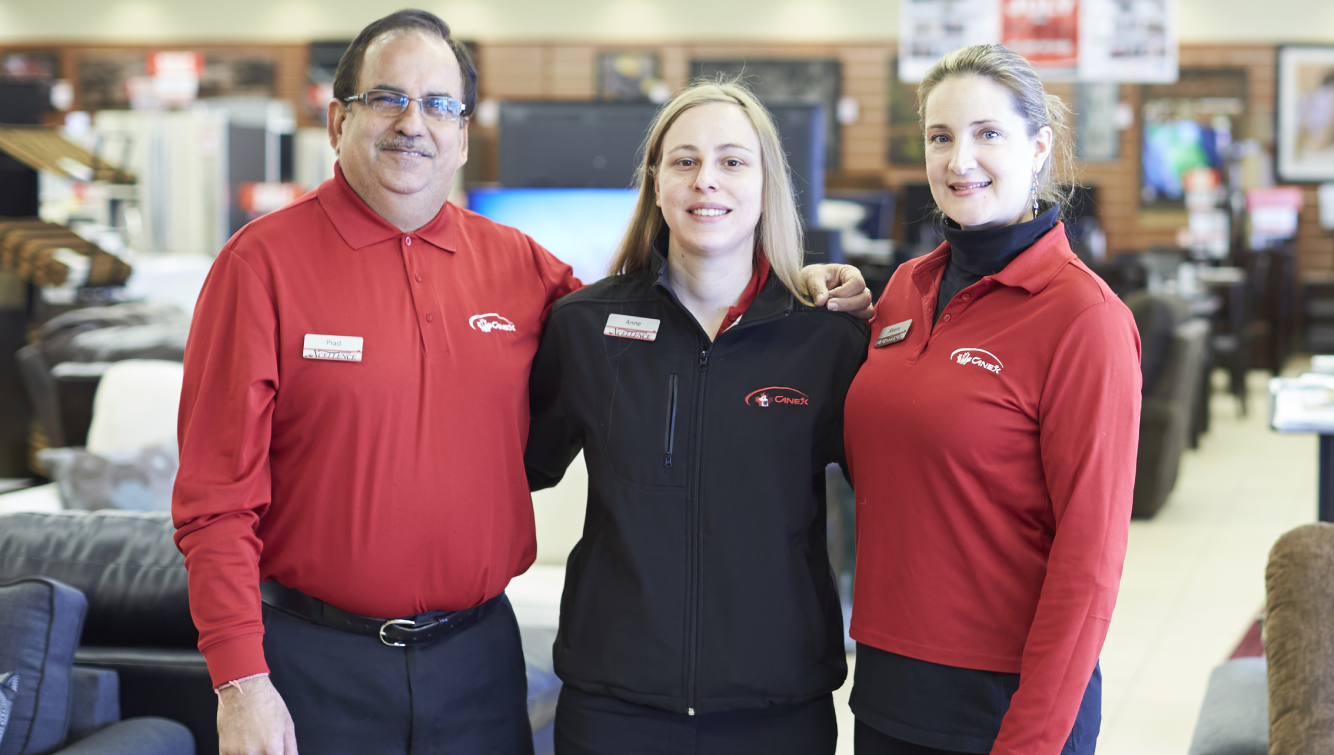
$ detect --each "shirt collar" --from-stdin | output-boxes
[650,229,790,324]
[316,162,461,253]
[912,221,1073,296]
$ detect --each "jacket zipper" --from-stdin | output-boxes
[686,344,713,715]
[663,373,678,468]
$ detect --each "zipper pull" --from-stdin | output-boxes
[664,453,673,469]
[698,349,709,371]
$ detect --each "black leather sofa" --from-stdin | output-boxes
[0,511,217,755]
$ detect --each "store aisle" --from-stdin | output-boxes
[831,363,1317,754]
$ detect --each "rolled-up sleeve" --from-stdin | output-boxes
[171,247,279,688]
[992,299,1141,755]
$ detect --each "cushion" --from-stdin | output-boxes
[0,578,89,755]
[37,441,178,512]
[67,666,120,739]
[1187,657,1268,755]
[0,673,18,748]
[1265,523,1334,755]
[85,360,183,454]
[55,717,194,755]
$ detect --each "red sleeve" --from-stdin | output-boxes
[528,236,582,321]
[992,299,1141,755]
[171,247,279,688]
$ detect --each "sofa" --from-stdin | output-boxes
[1125,291,1210,518]
[0,575,194,755]
[1187,522,1334,754]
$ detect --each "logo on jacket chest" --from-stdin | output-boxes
[744,386,810,407]
[950,347,1003,374]
[469,313,517,333]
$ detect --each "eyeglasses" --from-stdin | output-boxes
[342,89,467,121]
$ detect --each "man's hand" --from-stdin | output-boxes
[803,263,875,320]
[218,676,298,755]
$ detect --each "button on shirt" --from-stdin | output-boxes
[173,165,580,687]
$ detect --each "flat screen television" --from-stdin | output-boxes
[498,101,660,189]
[1141,119,1224,205]
[467,187,639,285]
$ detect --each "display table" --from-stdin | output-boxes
[1271,371,1334,521]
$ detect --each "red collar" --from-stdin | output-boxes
[316,163,461,253]
[715,254,771,339]
[911,222,1073,295]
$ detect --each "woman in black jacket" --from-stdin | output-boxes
[523,80,869,755]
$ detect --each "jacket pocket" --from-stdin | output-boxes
[664,373,678,469]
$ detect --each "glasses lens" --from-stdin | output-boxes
[421,97,460,120]
[367,91,408,115]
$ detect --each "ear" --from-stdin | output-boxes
[1033,125,1054,174]
[653,170,662,209]
[457,118,469,166]
[328,100,346,154]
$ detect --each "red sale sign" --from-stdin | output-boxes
[1002,0,1079,72]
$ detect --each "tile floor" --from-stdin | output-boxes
[831,362,1318,754]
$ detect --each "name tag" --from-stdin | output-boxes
[604,314,660,341]
[875,319,912,348]
[303,333,363,362]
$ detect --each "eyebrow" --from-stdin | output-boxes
[926,119,1004,131]
[665,142,757,153]
[369,84,456,98]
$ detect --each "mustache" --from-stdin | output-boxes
[376,137,436,157]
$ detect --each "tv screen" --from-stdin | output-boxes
[468,188,639,285]
[1141,119,1223,204]
[498,102,659,189]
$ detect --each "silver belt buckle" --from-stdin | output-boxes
[379,618,416,647]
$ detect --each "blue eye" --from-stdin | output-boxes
[981,130,1000,139]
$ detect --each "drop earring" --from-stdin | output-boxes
[1031,172,1040,219]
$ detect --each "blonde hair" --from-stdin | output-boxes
[608,78,810,304]
[916,44,1075,213]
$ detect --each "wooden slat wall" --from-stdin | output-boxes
[474,41,1333,275]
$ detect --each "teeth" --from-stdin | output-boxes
[691,208,728,216]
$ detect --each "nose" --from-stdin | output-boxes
[948,139,978,176]
[692,161,719,193]
[392,99,428,136]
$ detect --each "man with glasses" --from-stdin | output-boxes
[173,9,870,755]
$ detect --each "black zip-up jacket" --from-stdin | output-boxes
[524,248,869,715]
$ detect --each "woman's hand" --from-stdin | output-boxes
[803,264,875,320]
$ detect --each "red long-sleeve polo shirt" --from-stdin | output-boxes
[172,166,580,687]
[844,225,1141,755]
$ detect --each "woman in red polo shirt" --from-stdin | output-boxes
[843,45,1141,755]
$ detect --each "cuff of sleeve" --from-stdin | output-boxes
[201,633,270,689]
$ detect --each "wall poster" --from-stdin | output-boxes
[1277,45,1334,183]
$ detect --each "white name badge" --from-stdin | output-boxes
[303,333,363,362]
[604,314,661,341]
[875,319,912,348]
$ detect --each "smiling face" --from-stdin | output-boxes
[923,74,1052,230]
[654,101,765,263]
[328,30,468,229]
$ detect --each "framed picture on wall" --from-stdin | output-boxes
[1277,45,1334,183]
[598,52,664,102]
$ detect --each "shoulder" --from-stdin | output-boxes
[449,204,540,251]
[550,272,654,314]
[1043,258,1134,328]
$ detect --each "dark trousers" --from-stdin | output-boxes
[262,593,533,755]
[554,685,837,755]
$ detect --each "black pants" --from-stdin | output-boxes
[554,685,837,755]
[262,593,533,755]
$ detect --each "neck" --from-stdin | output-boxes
[342,167,451,233]
[665,238,754,341]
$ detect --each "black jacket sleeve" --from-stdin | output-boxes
[817,315,870,486]
[525,310,584,491]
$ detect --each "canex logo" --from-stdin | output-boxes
[744,386,810,407]
[468,313,517,333]
[950,348,1003,374]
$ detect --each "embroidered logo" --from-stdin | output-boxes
[468,313,517,333]
[950,347,1003,374]
[744,386,810,407]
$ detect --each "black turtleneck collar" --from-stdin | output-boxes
[932,205,1059,326]
[941,204,1059,276]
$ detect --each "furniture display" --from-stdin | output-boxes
[1264,522,1334,753]
[1126,291,1210,518]
[1270,373,1334,522]
[0,574,194,755]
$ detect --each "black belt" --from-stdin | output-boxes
[260,581,501,648]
